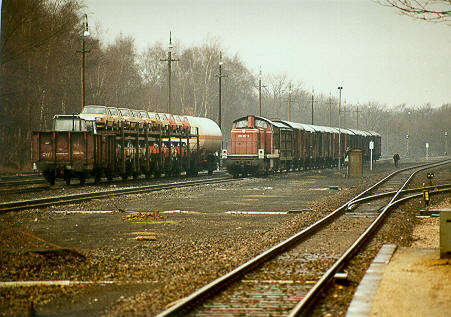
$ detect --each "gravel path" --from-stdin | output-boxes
[0,161,449,316]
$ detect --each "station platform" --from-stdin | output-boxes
[347,245,451,317]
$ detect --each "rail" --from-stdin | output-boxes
[156,159,450,316]
[0,176,237,214]
[288,159,451,316]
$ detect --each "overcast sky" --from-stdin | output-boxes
[84,0,451,108]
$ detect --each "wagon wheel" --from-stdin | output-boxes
[94,172,101,184]
[45,170,56,186]
[106,169,114,182]
[64,170,71,185]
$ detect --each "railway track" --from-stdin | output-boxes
[156,159,451,317]
[0,173,45,187]
[0,174,238,214]
[0,169,230,197]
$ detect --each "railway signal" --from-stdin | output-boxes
[445,131,448,156]
[427,172,434,186]
[369,140,374,171]
[423,189,430,207]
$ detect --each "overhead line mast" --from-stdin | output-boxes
[216,52,227,131]
[160,32,179,113]
[257,67,266,117]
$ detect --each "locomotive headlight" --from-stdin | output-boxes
[221,149,228,159]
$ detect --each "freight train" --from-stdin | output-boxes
[32,107,222,185]
[222,115,381,177]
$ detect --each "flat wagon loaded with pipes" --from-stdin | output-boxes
[32,106,222,185]
[222,115,381,177]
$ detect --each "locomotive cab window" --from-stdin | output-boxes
[255,119,268,129]
[235,119,248,129]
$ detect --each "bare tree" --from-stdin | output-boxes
[1,0,84,169]
[380,0,451,22]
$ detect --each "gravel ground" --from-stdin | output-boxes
[0,160,449,316]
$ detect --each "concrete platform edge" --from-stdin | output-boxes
[345,244,397,317]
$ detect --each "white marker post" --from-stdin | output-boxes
[369,141,374,171]
[426,142,429,160]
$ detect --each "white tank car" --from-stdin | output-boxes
[186,116,222,153]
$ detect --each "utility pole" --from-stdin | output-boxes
[283,83,296,121]
[311,89,314,124]
[342,101,351,128]
[160,32,178,113]
[338,87,343,170]
[257,67,266,116]
[327,95,333,126]
[288,83,292,121]
[354,104,359,129]
[77,14,90,111]
[308,88,318,125]
[216,52,227,131]
[445,131,448,156]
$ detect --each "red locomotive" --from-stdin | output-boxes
[222,115,381,177]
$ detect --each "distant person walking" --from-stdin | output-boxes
[393,152,400,167]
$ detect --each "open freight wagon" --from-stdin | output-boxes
[32,115,221,185]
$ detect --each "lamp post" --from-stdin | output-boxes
[338,87,343,170]
[79,14,90,111]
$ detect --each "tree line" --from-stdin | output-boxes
[1,0,449,170]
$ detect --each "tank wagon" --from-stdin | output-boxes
[32,109,221,185]
[222,115,381,177]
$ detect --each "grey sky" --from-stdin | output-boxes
[84,0,451,108]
